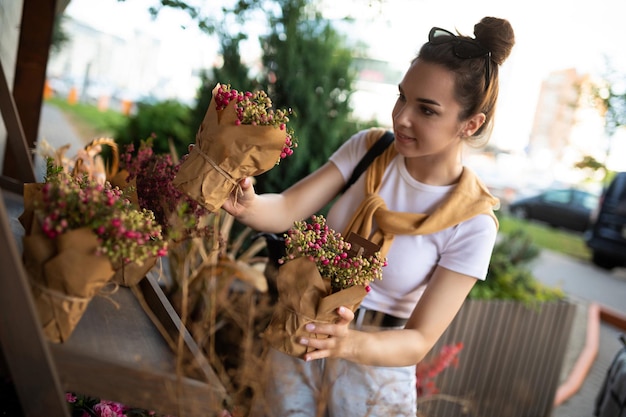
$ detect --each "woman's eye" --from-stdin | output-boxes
[421,106,435,116]
[397,93,406,101]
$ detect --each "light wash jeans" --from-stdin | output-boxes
[249,348,417,417]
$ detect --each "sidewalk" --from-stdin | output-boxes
[530,250,626,417]
[32,102,91,181]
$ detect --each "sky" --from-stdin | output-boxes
[63,0,626,156]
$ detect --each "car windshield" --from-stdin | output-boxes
[543,190,571,204]
[579,193,599,210]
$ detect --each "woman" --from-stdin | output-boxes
[223,16,515,417]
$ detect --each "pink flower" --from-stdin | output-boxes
[94,400,126,417]
[213,84,297,161]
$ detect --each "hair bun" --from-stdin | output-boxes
[474,17,515,65]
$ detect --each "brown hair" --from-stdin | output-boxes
[417,17,515,145]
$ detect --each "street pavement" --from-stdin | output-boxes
[530,250,626,417]
[33,102,91,181]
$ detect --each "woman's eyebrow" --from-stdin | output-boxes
[398,84,441,107]
[417,98,441,107]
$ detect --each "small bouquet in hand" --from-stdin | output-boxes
[173,84,297,212]
[20,161,168,342]
[264,215,386,358]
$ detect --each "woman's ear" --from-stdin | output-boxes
[462,113,486,137]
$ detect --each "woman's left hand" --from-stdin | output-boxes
[298,306,355,361]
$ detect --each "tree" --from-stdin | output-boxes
[125,0,383,195]
[182,0,363,194]
[595,74,626,137]
[586,65,626,182]
[191,33,261,135]
[254,0,358,193]
[50,14,70,56]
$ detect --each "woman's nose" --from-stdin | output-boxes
[392,104,409,127]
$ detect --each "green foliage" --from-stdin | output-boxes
[191,34,261,136]
[51,15,70,56]
[113,100,193,157]
[189,0,369,194]
[498,214,591,261]
[469,229,565,303]
[46,97,126,136]
[254,0,358,192]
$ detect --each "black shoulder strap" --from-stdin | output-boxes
[341,130,394,193]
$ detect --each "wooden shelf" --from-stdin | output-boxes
[51,276,228,416]
[1,190,228,416]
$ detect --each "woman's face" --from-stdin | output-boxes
[392,59,467,159]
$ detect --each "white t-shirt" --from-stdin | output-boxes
[327,130,498,319]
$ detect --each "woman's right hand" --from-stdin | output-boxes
[221,177,256,218]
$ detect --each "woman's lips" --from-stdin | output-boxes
[394,131,415,143]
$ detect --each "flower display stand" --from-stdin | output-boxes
[1,189,229,416]
[0,57,228,416]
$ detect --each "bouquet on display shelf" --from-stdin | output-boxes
[121,137,213,243]
[20,157,167,343]
[263,215,387,358]
[173,83,297,212]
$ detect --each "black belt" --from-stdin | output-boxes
[354,308,408,328]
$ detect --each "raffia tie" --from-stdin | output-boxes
[195,146,243,206]
[30,279,121,310]
[278,302,334,325]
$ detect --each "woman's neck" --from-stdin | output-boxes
[404,156,463,186]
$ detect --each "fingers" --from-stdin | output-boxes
[221,177,255,216]
[303,306,352,336]
[298,306,353,360]
[239,176,253,191]
[336,305,354,324]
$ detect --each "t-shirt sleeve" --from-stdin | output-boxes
[438,213,498,280]
[328,129,370,182]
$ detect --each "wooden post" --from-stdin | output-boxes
[2,0,57,183]
[0,191,70,417]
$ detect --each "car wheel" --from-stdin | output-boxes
[511,206,529,220]
[591,251,616,270]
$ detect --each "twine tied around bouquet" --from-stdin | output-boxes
[30,278,121,310]
[194,146,243,206]
[278,303,335,325]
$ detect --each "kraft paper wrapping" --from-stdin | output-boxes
[110,256,157,287]
[18,183,43,236]
[173,85,287,212]
[22,222,115,343]
[263,257,368,359]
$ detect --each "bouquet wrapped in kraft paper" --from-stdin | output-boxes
[19,161,167,342]
[173,84,297,212]
[22,223,115,343]
[263,215,386,359]
[32,138,151,288]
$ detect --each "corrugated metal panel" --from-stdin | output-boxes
[418,300,576,417]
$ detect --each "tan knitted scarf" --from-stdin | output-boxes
[343,128,499,257]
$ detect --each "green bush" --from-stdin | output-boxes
[469,229,565,303]
[114,100,194,157]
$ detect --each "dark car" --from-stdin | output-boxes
[508,188,599,233]
[585,172,626,269]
